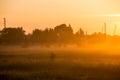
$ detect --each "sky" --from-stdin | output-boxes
[1,0,120,35]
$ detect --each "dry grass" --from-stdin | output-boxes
[0,46,120,80]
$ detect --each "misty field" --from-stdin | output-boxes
[0,46,120,80]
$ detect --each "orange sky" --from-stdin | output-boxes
[1,0,120,35]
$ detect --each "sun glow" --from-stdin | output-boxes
[101,14,120,17]
[1,0,120,35]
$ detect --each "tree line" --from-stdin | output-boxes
[0,24,119,46]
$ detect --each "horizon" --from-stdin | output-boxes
[1,17,120,35]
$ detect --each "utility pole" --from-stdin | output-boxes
[3,18,6,28]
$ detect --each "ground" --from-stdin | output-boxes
[0,46,120,80]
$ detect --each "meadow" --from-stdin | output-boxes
[0,45,120,80]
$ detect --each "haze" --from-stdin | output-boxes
[1,0,120,35]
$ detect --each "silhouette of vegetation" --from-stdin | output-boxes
[0,23,119,46]
[0,27,25,45]
[54,24,74,45]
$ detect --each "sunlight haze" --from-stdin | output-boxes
[1,0,120,35]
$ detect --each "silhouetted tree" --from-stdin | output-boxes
[0,27,25,44]
[32,28,57,44]
[75,28,84,37]
[54,24,73,44]
[45,28,57,43]
[75,28,85,45]
[90,32,106,43]
[32,29,43,43]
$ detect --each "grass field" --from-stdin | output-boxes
[0,46,120,80]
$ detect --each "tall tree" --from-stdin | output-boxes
[54,24,73,44]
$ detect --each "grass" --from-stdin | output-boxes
[0,46,120,80]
